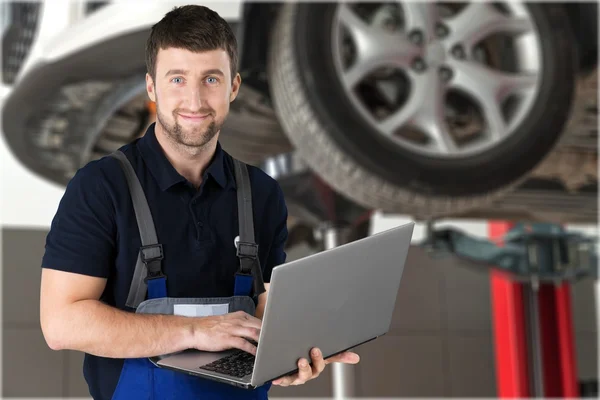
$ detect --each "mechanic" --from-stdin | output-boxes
[39,5,359,400]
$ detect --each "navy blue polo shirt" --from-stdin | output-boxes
[41,123,288,400]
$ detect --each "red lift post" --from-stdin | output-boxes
[489,221,580,398]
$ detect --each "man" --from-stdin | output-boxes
[39,4,359,400]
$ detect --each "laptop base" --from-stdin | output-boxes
[156,349,255,389]
[156,335,380,390]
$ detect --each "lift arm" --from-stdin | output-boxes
[422,222,597,282]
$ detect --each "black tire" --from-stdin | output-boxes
[267,2,577,217]
[219,86,292,166]
[6,72,291,188]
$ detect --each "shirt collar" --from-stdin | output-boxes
[137,123,228,191]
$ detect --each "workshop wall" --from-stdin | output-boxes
[1,216,597,398]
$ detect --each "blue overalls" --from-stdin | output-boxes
[108,150,271,400]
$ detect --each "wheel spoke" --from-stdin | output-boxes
[451,72,507,139]
[446,3,534,49]
[450,60,538,139]
[412,72,457,154]
[337,3,421,88]
[377,72,424,136]
[343,58,376,88]
[481,96,507,140]
[421,115,458,154]
[377,96,421,136]
[337,2,372,41]
[401,2,439,40]
[378,71,456,154]
[452,59,538,102]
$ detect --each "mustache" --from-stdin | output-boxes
[174,108,214,115]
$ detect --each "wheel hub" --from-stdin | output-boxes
[424,41,447,69]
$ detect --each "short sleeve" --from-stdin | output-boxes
[41,163,116,278]
[262,183,288,283]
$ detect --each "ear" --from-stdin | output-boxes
[229,73,242,103]
[146,73,156,102]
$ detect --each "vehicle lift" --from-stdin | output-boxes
[322,219,597,399]
[424,221,598,398]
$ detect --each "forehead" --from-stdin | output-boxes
[155,47,231,76]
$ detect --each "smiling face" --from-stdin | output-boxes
[146,47,241,149]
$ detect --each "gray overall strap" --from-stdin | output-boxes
[110,151,164,308]
[233,158,265,296]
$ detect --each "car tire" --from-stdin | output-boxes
[267,2,577,217]
[219,86,292,165]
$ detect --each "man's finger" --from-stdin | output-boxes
[240,320,262,331]
[325,351,360,365]
[293,357,313,384]
[273,374,296,387]
[231,312,262,329]
[230,336,257,355]
[310,348,326,376]
[227,326,260,343]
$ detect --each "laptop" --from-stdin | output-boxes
[154,221,415,389]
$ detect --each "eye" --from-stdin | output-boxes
[206,77,218,84]
[171,77,184,84]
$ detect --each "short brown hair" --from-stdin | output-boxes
[145,5,238,82]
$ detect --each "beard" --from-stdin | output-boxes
[155,102,224,149]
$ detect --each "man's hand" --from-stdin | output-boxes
[272,347,360,386]
[40,269,263,359]
[191,311,262,356]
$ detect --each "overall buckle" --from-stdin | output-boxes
[237,242,258,275]
[140,244,166,282]
[236,242,258,259]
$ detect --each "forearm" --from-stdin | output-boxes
[255,302,266,320]
[45,299,194,358]
[254,283,270,320]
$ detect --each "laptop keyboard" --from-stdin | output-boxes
[199,350,255,378]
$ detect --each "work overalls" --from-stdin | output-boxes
[108,150,271,400]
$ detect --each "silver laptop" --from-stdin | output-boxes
[155,221,414,389]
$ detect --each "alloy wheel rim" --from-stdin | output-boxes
[331,2,542,159]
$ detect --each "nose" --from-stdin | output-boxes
[185,85,204,111]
